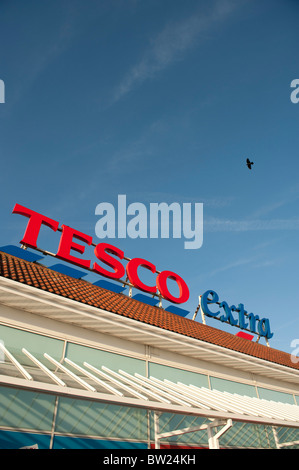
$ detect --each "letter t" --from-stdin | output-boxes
[12,203,59,249]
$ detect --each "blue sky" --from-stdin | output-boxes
[0,0,299,354]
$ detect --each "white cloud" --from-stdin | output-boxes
[113,0,240,102]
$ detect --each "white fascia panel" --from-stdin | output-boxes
[0,276,299,385]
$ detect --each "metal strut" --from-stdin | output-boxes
[153,412,232,449]
[207,419,233,449]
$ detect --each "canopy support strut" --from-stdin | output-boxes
[154,412,232,449]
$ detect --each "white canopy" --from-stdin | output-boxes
[1,342,299,448]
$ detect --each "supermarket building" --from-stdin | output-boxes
[0,204,299,449]
[1,246,299,449]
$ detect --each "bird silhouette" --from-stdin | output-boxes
[246,158,254,170]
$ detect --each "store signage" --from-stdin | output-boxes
[12,203,189,304]
[200,290,274,339]
[11,203,274,340]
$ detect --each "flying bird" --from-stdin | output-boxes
[246,158,254,170]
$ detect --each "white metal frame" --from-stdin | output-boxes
[0,342,32,381]
[153,412,233,449]
[22,348,66,387]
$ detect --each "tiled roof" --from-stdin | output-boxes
[0,250,298,372]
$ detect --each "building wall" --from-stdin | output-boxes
[1,302,299,449]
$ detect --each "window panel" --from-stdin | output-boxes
[0,325,64,367]
[65,342,146,375]
[257,387,295,404]
[0,386,56,431]
[210,376,257,397]
[148,363,209,388]
[55,397,148,440]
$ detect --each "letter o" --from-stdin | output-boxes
[157,271,189,304]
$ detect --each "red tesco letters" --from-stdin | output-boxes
[12,203,190,304]
[56,225,93,269]
[93,243,125,280]
[13,203,59,249]
[126,258,157,294]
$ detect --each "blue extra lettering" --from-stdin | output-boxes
[247,313,259,333]
[200,290,274,339]
[258,318,274,339]
[200,290,220,317]
[235,303,248,329]
[219,301,238,326]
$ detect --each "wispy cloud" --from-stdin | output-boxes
[8,3,100,109]
[113,0,240,102]
[205,217,299,232]
[206,254,285,278]
[8,20,76,110]
[208,255,258,277]
[249,184,299,219]
[205,184,299,232]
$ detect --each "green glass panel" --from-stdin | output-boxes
[0,325,64,367]
[276,426,299,448]
[65,342,146,375]
[0,386,55,431]
[217,422,276,448]
[210,376,257,397]
[148,363,209,388]
[257,387,295,404]
[55,397,148,440]
[149,412,209,447]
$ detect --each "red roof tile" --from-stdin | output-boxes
[0,250,298,372]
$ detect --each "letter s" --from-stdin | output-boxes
[93,243,125,280]
[290,79,299,104]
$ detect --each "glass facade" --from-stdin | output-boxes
[0,323,299,449]
[0,387,56,431]
[257,387,296,404]
[210,376,257,397]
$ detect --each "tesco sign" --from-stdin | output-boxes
[12,203,274,342]
[12,203,190,305]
